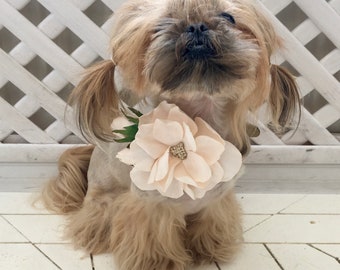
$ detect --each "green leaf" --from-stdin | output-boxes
[114,138,134,143]
[121,109,139,124]
[113,107,143,143]
[113,124,139,143]
[128,107,143,117]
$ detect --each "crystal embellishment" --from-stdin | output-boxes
[169,142,188,160]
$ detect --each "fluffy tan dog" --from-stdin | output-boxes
[42,0,300,269]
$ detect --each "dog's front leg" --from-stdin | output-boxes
[185,190,243,266]
[109,191,192,270]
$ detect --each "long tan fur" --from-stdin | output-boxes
[70,60,120,143]
[41,146,94,214]
[269,64,301,132]
[186,191,242,265]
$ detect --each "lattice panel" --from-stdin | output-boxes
[0,0,339,146]
[255,0,340,146]
[0,0,118,144]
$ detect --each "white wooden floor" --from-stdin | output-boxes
[0,192,340,270]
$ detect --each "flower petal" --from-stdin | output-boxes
[194,117,224,144]
[201,162,224,191]
[183,185,196,200]
[182,123,196,152]
[156,158,181,192]
[139,101,176,125]
[183,163,224,200]
[195,136,225,165]
[152,119,183,146]
[117,142,154,172]
[116,148,134,166]
[168,106,198,135]
[148,149,169,184]
[219,141,243,181]
[135,124,168,159]
[183,152,211,183]
[174,163,198,186]
[184,185,207,200]
[130,168,156,191]
[157,179,184,199]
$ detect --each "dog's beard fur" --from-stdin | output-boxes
[41,1,300,270]
[145,16,259,94]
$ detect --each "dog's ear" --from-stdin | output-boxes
[110,1,158,94]
[70,60,119,143]
[269,64,301,132]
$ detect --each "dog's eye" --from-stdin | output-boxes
[220,12,235,24]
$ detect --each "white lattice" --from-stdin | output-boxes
[0,0,339,163]
[0,0,117,144]
[257,0,340,146]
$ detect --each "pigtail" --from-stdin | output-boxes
[70,60,119,143]
[269,64,301,132]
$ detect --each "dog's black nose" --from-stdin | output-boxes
[183,23,215,60]
[186,23,209,34]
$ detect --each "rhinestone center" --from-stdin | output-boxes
[169,142,188,160]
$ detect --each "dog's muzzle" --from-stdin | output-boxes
[182,23,216,60]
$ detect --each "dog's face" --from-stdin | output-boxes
[145,0,260,96]
[112,0,277,99]
[72,0,299,154]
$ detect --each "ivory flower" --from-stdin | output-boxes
[116,101,242,200]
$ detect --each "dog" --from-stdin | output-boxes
[41,0,300,269]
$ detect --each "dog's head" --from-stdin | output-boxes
[72,0,300,154]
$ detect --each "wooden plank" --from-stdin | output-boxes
[0,122,11,140]
[0,144,83,163]
[245,215,340,243]
[245,145,340,164]
[281,195,340,214]
[0,98,57,144]
[267,244,340,269]
[291,18,320,46]
[0,163,58,179]
[248,114,285,145]
[260,0,293,15]
[238,169,340,193]
[313,245,340,261]
[101,0,125,11]
[37,14,66,39]
[296,76,313,97]
[321,49,340,75]
[314,105,340,128]
[298,107,339,145]
[283,105,340,145]
[0,144,339,164]
[1,162,339,193]
[45,121,73,142]
[6,0,29,9]
[331,0,340,13]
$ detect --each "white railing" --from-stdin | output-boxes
[0,0,339,169]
